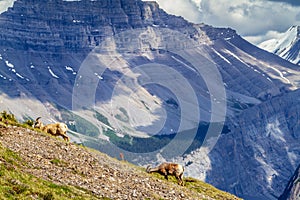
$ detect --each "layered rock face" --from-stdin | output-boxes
[0,0,194,106]
[177,90,300,200]
[0,0,193,52]
[278,166,300,200]
[0,1,300,200]
[279,164,300,200]
[209,89,300,199]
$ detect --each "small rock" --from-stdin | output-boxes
[132,190,137,197]
[109,177,116,182]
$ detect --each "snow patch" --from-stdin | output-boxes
[287,150,297,169]
[224,50,280,83]
[5,60,14,68]
[48,67,59,78]
[266,119,286,143]
[65,66,73,71]
[212,48,231,64]
[73,19,81,23]
[171,55,197,73]
[224,50,253,68]
[256,156,279,187]
[16,73,24,79]
[65,66,77,75]
[0,74,7,80]
[94,72,103,80]
[4,60,28,80]
[268,66,291,84]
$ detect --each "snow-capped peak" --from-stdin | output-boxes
[258,25,300,65]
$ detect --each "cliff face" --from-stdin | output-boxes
[279,120,300,200]
[210,89,300,199]
[1,1,300,200]
[177,88,300,200]
[0,0,192,52]
[279,164,300,200]
[0,0,195,106]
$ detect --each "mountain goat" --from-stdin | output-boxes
[146,162,184,186]
[34,117,69,142]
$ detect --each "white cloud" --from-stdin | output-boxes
[244,30,286,45]
[147,0,201,23]
[199,0,300,35]
[150,0,300,44]
[0,0,15,14]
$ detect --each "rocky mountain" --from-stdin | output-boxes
[259,25,300,65]
[0,0,300,200]
[178,89,300,200]
[279,164,300,200]
[0,118,241,199]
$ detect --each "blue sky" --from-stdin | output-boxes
[1,0,299,44]
[150,0,300,44]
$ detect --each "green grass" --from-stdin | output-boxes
[94,111,111,127]
[148,173,241,200]
[0,111,108,199]
[184,177,240,200]
[0,111,35,131]
[50,158,68,167]
[0,144,108,200]
[66,114,100,137]
[101,127,175,153]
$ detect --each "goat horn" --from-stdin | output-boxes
[146,165,152,172]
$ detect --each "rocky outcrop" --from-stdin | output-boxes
[179,89,300,200]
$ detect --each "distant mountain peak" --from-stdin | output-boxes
[288,25,300,33]
[258,25,300,65]
[285,25,300,41]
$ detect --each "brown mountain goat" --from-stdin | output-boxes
[146,162,184,186]
[34,117,69,142]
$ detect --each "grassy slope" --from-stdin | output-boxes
[0,111,241,200]
[0,145,241,200]
[0,144,106,200]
